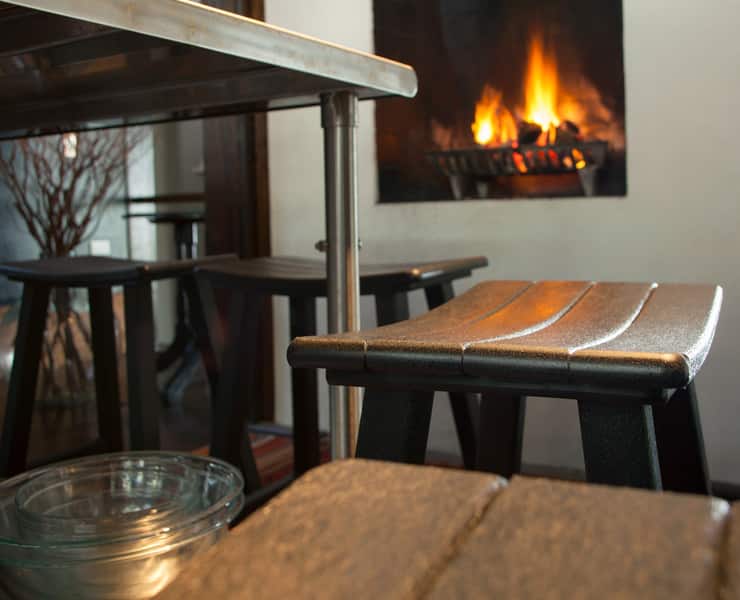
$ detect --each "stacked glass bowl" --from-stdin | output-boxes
[0,452,244,599]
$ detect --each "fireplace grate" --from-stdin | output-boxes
[426,141,608,198]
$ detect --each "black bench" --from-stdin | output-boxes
[289,280,722,492]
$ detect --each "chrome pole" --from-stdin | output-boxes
[321,91,361,460]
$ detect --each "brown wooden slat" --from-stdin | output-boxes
[427,476,728,599]
[463,282,655,381]
[721,503,740,599]
[366,280,592,374]
[288,280,722,391]
[570,284,723,387]
[288,280,531,371]
[155,460,505,600]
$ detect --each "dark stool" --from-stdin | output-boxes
[289,280,722,493]
[0,254,225,477]
[198,255,488,490]
[123,211,205,403]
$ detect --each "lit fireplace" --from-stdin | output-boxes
[427,30,621,199]
[373,1,626,203]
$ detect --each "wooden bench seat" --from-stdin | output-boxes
[156,459,732,600]
[289,280,723,491]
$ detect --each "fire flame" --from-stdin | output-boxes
[464,28,623,155]
[523,31,560,134]
[470,85,517,147]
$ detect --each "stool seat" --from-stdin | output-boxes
[0,256,147,286]
[289,280,722,395]
[289,279,722,492]
[123,211,204,226]
[201,254,488,483]
[0,255,220,287]
[199,255,488,296]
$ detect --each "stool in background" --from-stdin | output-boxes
[289,280,722,493]
[123,211,205,403]
[198,255,488,490]
[0,255,225,477]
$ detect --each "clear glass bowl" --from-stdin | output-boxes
[15,455,200,541]
[0,452,244,599]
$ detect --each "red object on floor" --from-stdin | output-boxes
[193,426,330,485]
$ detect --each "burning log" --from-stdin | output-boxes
[517,121,542,145]
[554,120,582,146]
[560,120,580,135]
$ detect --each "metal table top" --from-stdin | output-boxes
[0,0,417,138]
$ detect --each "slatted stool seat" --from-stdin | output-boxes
[198,255,488,489]
[0,255,225,477]
[289,280,723,492]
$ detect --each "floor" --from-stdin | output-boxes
[22,365,212,467]
[8,355,740,501]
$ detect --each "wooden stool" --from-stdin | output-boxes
[124,211,206,403]
[289,280,722,493]
[198,255,488,489]
[0,255,226,477]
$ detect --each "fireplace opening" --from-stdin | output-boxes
[374,0,627,202]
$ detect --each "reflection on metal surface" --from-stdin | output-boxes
[322,91,360,459]
[0,0,417,138]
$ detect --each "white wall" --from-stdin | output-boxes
[127,122,205,345]
[265,0,740,481]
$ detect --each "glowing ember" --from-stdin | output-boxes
[471,84,517,147]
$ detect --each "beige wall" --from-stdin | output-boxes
[265,0,740,481]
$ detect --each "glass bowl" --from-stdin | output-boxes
[0,452,244,599]
[14,455,200,541]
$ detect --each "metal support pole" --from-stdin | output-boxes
[321,91,361,459]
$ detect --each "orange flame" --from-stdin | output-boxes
[471,85,517,147]
[523,30,560,134]
[468,28,623,151]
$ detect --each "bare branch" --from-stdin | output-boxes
[0,128,142,257]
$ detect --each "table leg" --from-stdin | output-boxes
[321,91,361,460]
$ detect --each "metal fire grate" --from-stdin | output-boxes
[426,140,608,199]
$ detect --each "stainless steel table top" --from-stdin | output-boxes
[0,0,417,138]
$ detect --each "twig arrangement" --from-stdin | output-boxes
[0,129,143,403]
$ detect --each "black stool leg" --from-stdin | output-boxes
[653,383,710,494]
[356,389,433,463]
[210,291,262,492]
[289,296,320,476]
[424,282,478,468]
[156,224,192,373]
[578,401,662,489]
[0,283,50,477]
[477,393,526,477]
[182,274,222,401]
[357,292,433,464]
[123,281,160,450]
[88,287,123,452]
